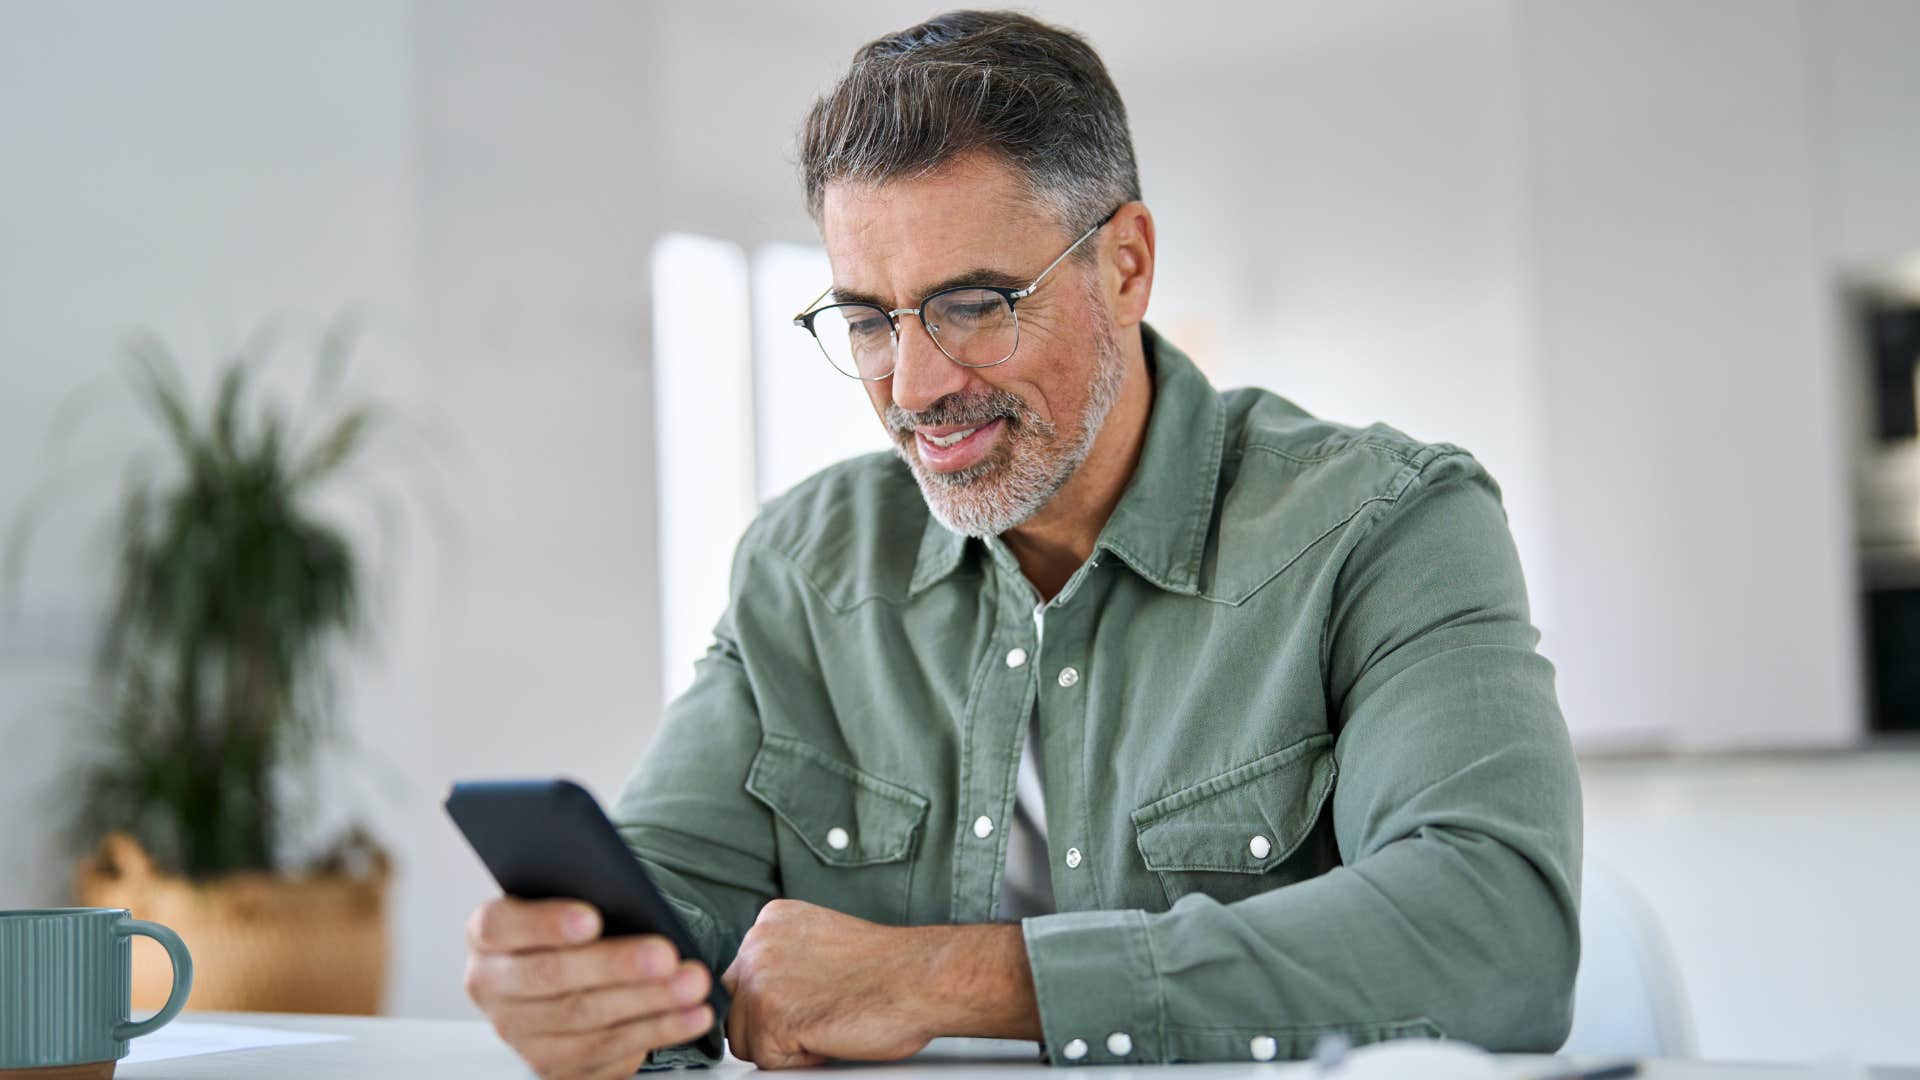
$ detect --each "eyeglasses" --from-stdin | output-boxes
[792,206,1120,381]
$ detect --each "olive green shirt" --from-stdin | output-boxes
[616,325,1582,1067]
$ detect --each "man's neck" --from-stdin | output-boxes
[1000,331,1154,603]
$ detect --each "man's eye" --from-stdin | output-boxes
[942,301,1004,325]
[846,316,889,338]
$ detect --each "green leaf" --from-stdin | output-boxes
[123,332,199,463]
[305,312,360,416]
[291,404,377,488]
[210,362,249,465]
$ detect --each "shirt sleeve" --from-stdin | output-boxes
[611,542,782,1069]
[1020,450,1583,1064]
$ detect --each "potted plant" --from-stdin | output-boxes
[8,320,407,1014]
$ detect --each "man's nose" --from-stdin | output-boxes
[888,314,971,414]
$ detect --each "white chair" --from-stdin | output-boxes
[1559,864,1697,1058]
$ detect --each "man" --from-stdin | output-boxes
[464,10,1581,1076]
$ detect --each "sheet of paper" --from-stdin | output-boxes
[121,1020,350,1064]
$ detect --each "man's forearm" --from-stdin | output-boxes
[903,922,1043,1041]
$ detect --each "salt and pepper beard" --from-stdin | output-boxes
[886,278,1130,538]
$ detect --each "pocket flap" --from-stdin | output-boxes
[745,734,930,867]
[1130,733,1337,873]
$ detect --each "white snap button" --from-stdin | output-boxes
[1057,666,1080,688]
[825,827,850,851]
[1250,1035,1277,1061]
[1005,647,1028,668]
[1106,1031,1132,1056]
[1065,846,1083,869]
[973,815,994,839]
[1062,1038,1088,1061]
[1249,834,1272,859]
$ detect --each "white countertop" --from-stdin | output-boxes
[110,1013,1918,1079]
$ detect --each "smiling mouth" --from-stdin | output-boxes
[911,416,1007,474]
[923,426,980,448]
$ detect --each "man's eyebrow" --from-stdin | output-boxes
[830,267,1032,309]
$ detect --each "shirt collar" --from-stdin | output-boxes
[909,502,969,596]
[908,322,1226,598]
[1086,324,1224,595]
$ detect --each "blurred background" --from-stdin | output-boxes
[2,0,1916,1066]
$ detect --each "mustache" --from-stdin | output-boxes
[884,389,1032,439]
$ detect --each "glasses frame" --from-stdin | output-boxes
[792,205,1122,381]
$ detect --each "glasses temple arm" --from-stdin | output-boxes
[793,285,834,324]
[1012,207,1121,300]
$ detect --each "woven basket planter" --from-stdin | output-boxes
[74,832,390,1015]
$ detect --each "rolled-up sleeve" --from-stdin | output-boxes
[1021,451,1582,1063]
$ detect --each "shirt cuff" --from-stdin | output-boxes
[642,890,731,1069]
[1020,908,1165,1065]
[640,1029,723,1070]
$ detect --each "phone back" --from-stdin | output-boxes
[444,777,727,1016]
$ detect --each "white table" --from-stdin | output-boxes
[114,1013,1918,1079]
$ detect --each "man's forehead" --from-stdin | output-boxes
[819,158,1055,300]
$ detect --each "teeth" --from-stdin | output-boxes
[925,426,978,448]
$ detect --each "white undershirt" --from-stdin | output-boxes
[998,604,1057,921]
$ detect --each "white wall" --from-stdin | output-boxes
[0,0,672,1021]
[0,0,422,939]
[390,0,671,1017]
[1815,0,1920,266]
[1517,0,1864,749]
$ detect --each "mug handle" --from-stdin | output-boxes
[112,917,195,1041]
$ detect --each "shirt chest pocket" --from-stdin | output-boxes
[745,733,930,926]
[1130,733,1339,909]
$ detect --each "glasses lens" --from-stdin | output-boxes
[808,304,896,379]
[924,289,1018,367]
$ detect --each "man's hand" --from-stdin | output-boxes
[721,899,1041,1069]
[464,897,717,1080]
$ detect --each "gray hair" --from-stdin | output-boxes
[800,9,1141,244]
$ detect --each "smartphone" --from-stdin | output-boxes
[444,778,732,1025]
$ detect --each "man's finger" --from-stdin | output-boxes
[724,992,751,1065]
[472,935,682,1000]
[520,1005,714,1079]
[466,897,602,953]
[729,1007,824,1073]
[765,1047,828,1070]
[493,962,711,1039]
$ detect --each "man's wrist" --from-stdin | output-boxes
[903,922,1042,1042]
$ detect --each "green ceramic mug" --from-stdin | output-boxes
[0,908,193,1075]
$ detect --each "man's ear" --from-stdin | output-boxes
[1107,202,1155,330]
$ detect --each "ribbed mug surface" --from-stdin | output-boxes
[0,908,155,1069]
